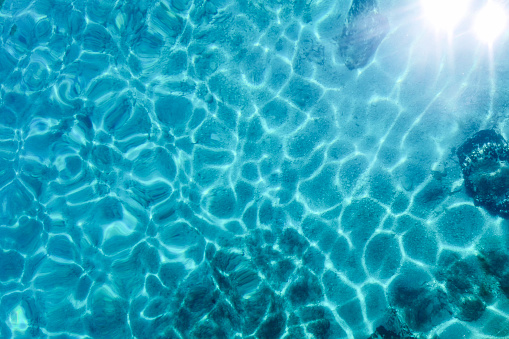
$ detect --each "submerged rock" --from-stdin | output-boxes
[338,0,389,70]
[457,129,509,218]
[365,308,419,339]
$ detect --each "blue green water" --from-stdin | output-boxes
[2,0,509,338]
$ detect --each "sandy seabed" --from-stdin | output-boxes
[2,0,509,338]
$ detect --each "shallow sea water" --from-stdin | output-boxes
[2,0,509,338]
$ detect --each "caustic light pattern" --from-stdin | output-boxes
[2,0,509,338]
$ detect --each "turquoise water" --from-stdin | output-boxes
[2,0,509,338]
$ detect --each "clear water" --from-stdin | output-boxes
[2,0,509,338]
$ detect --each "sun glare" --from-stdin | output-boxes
[474,1,507,44]
[421,0,471,31]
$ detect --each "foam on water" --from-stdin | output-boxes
[2,0,509,338]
